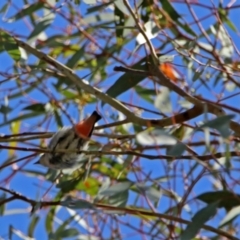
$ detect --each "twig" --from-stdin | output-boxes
[0,187,237,240]
[0,144,238,161]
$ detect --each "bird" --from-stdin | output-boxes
[35,110,101,170]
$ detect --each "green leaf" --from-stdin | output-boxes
[98,181,132,196]
[23,103,46,112]
[192,68,204,82]
[104,56,155,103]
[137,129,177,146]
[135,85,155,103]
[87,1,114,14]
[167,142,186,156]
[60,197,95,209]
[45,206,56,233]
[75,177,100,196]
[197,191,240,211]
[161,0,181,20]
[28,18,54,43]
[56,177,83,193]
[84,0,97,4]
[154,87,172,113]
[146,187,161,206]
[0,112,44,128]
[109,191,129,207]
[84,12,115,25]
[224,18,237,32]
[159,55,174,63]
[51,214,79,239]
[56,228,78,238]
[0,3,9,14]
[177,22,196,36]
[9,85,36,99]
[197,114,235,138]
[114,0,129,39]
[28,215,39,237]
[53,110,63,127]
[180,202,219,240]
[0,105,12,115]
[0,194,6,215]
[219,205,240,228]
[66,46,85,68]
[8,2,44,22]
[106,69,146,100]
[136,21,158,45]
[1,32,21,61]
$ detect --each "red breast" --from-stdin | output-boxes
[75,111,102,138]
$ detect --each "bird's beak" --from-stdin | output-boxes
[34,160,41,165]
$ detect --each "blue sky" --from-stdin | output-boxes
[1,0,240,239]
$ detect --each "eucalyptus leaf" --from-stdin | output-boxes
[137,129,177,146]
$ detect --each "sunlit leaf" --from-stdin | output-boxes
[9,120,21,156]
[137,129,177,146]
[159,55,174,63]
[136,184,161,207]
[219,205,240,228]
[1,32,21,61]
[154,87,172,113]
[136,21,159,45]
[210,25,233,58]
[98,181,132,197]
[109,191,129,207]
[66,46,85,68]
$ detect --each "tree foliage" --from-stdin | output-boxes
[0,0,240,239]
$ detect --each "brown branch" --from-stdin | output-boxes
[114,64,240,136]
[0,144,239,161]
[12,36,240,136]
[114,66,151,75]
[0,187,237,240]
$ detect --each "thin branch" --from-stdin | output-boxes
[0,187,237,240]
[123,0,158,63]
[0,144,239,161]
[14,37,141,124]
[12,37,240,136]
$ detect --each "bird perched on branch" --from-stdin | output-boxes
[35,111,101,170]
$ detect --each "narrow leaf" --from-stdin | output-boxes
[197,191,240,211]
[8,3,44,22]
[180,202,219,240]
[1,32,21,61]
[154,87,172,113]
[99,181,132,196]
[137,129,177,146]
[197,114,235,138]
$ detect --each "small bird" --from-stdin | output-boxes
[35,111,101,170]
[159,62,180,83]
